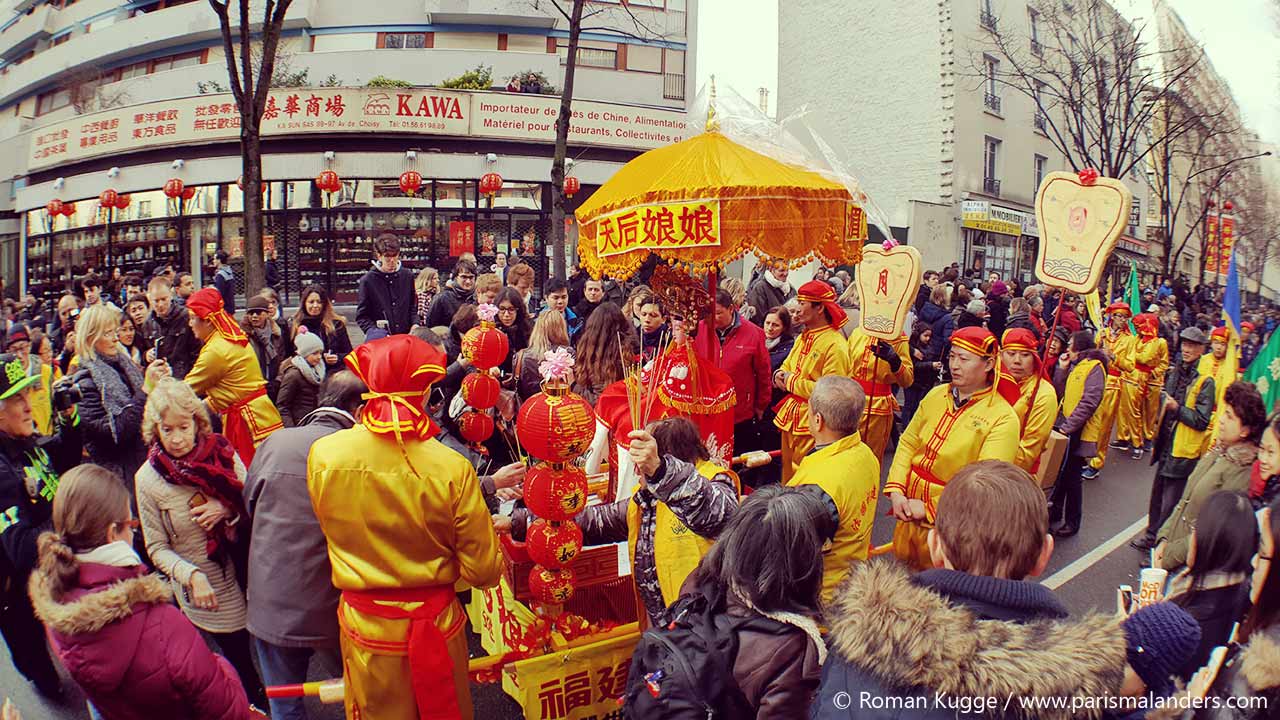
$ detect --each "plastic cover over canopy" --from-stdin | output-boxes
[574,117,869,281]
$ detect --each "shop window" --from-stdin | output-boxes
[35,88,71,116]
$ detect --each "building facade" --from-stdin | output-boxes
[0,0,695,304]
[778,0,1152,289]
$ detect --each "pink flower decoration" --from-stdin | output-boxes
[1077,168,1100,186]
[882,239,900,250]
[477,303,498,322]
[539,347,576,382]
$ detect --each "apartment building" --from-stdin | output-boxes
[0,0,695,303]
[778,0,1152,287]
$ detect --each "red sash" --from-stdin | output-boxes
[855,377,894,398]
[340,585,461,720]
[220,387,269,467]
[1136,362,1155,373]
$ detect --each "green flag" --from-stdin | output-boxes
[1244,327,1280,413]
[1127,261,1143,316]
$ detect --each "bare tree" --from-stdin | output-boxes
[207,0,293,297]
[1233,168,1280,296]
[531,0,669,280]
[59,66,131,115]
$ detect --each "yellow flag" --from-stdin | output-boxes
[1085,291,1103,330]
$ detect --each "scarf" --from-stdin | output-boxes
[765,335,782,351]
[147,434,247,564]
[292,354,325,384]
[251,325,279,366]
[81,352,145,443]
[75,541,142,568]
[765,270,790,294]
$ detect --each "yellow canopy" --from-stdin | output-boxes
[575,131,867,281]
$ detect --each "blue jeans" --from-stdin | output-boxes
[252,637,342,720]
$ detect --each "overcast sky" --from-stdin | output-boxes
[695,0,1280,145]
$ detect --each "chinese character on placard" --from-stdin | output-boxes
[284,95,301,118]
[538,679,567,720]
[595,659,630,701]
[598,220,617,252]
[263,96,280,120]
[306,95,321,116]
[643,207,677,245]
[615,211,640,247]
[679,204,716,244]
[325,95,345,117]
[564,672,592,713]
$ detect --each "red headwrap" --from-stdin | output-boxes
[1105,302,1132,318]
[1242,321,1255,333]
[1000,328,1039,354]
[796,280,848,331]
[951,326,996,358]
[345,335,446,443]
[186,287,249,347]
[1133,313,1158,339]
[1210,326,1229,342]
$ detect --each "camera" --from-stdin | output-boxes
[52,370,90,412]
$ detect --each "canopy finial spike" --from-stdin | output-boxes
[706,75,719,133]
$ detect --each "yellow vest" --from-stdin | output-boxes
[625,460,734,607]
[1062,358,1106,444]
[787,433,880,603]
[1171,375,1212,460]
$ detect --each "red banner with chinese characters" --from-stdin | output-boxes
[1220,215,1235,271]
[450,221,475,257]
[1205,214,1220,275]
[593,200,722,258]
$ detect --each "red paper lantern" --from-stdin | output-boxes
[461,322,510,371]
[115,193,131,210]
[1223,200,1234,211]
[457,410,495,444]
[526,519,583,569]
[61,201,76,217]
[523,463,588,521]
[237,176,268,194]
[479,172,503,198]
[163,178,185,199]
[563,176,580,198]
[99,189,119,209]
[399,170,423,196]
[181,186,195,202]
[517,388,596,463]
[316,170,341,194]
[527,565,576,605]
[461,372,501,411]
[45,199,64,217]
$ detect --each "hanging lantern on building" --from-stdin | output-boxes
[115,193,132,210]
[523,463,588,521]
[61,201,76,217]
[181,186,195,202]
[315,170,341,194]
[46,199,64,217]
[526,519,583,570]
[563,176,581,199]
[237,175,268,194]
[457,410,495,445]
[399,170,423,196]
[461,372,501,411]
[479,172,504,200]
[163,178,185,199]
[1223,200,1234,212]
[527,565,576,606]
[99,189,120,209]
[462,323,510,371]
[516,388,595,463]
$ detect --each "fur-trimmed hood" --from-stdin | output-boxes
[30,565,171,636]
[1239,627,1280,693]
[825,560,1126,720]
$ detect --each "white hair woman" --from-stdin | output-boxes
[135,378,266,709]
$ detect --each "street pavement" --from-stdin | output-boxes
[0,439,1162,719]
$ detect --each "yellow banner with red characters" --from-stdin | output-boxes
[466,577,540,656]
[1205,214,1220,274]
[1221,215,1235,265]
[506,629,639,720]
[593,199,722,258]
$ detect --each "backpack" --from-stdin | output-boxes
[624,587,784,719]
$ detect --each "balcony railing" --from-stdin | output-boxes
[663,72,685,101]
[984,177,1002,196]
[980,10,998,30]
[1033,113,1047,132]
[1030,39,1043,57]
[984,92,1002,114]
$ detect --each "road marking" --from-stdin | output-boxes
[1042,517,1147,590]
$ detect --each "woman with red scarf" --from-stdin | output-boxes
[178,288,282,465]
[135,378,267,711]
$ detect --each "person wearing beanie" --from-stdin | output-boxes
[1116,602,1201,717]
[275,329,326,428]
[986,279,1010,338]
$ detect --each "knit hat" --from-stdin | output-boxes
[1122,601,1201,697]
[989,280,1008,298]
[4,324,29,349]
[293,328,325,358]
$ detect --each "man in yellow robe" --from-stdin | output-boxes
[1000,328,1057,472]
[309,335,502,720]
[1197,325,1238,450]
[885,326,1020,570]
[773,280,849,482]
[787,375,880,603]
[1119,313,1169,459]
[1086,302,1136,478]
[846,327,913,462]
[183,287,282,466]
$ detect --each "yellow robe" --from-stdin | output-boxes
[185,332,282,445]
[1089,328,1136,470]
[846,329,913,462]
[308,424,503,720]
[1119,337,1166,449]
[1010,373,1058,472]
[1197,352,1237,451]
[774,325,850,481]
[885,383,1020,570]
[787,432,880,603]
[1144,338,1170,441]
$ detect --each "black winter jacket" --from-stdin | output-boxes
[75,354,148,484]
[425,285,475,329]
[356,265,416,336]
[0,418,82,589]
[146,301,200,380]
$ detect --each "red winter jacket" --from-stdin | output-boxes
[29,561,254,720]
[715,316,773,425]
